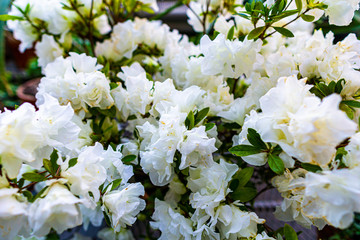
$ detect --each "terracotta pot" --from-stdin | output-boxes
[16,78,40,105]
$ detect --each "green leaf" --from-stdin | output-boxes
[230,186,257,202]
[284,224,298,240]
[24,3,30,15]
[68,158,78,168]
[194,107,209,126]
[205,122,215,131]
[295,0,303,12]
[247,128,267,150]
[0,14,24,21]
[273,27,294,38]
[342,100,360,108]
[22,190,33,201]
[22,173,47,182]
[46,232,60,240]
[185,111,195,130]
[32,186,49,202]
[110,82,118,90]
[43,159,53,175]
[229,145,262,157]
[340,103,355,119]
[103,212,111,227]
[335,79,345,94]
[122,155,136,164]
[227,25,235,40]
[301,14,315,22]
[110,179,122,191]
[247,26,266,40]
[301,163,322,173]
[235,167,254,188]
[268,154,285,175]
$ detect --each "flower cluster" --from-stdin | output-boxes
[2,0,360,239]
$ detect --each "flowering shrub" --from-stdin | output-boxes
[1,0,360,239]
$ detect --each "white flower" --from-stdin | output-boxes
[200,34,263,78]
[299,168,360,229]
[29,182,83,236]
[179,126,217,169]
[0,188,29,240]
[97,227,135,240]
[78,71,114,109]
[150,199,193,240]
[164,175,187,204]
[217,204,265,239]
[61,143,107,207]
[35,35,63,70]
[116,63,154,117]
[344,132,360,169]
[255,76,356,166]
[0,103,41,178]
[188,159,238,215]
[102,183,146,232]
[322,0,360,26]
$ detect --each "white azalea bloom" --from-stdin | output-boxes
[179,126,217,169]
[29,182,83,236]
[344,132,360,169]
[0,104,41,178]
[217,204,265,239]
[164,175,187,204]
[35,35,63,70]
[298,168,360,229]
[0,188,29,240]
[61,143,107,207]
[188,159,238,215]
[78,71,114,109]
[321,0,360,26]
[150,199,193,240]
[255,76,356,166]
[200,34,263,78]
[102,183,145,232]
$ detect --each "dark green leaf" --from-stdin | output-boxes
[32,186,49,202]
[227,25,235,40]
[22,190,33,201]
[22,173,47,182]
[284,224,298,240]
[342,100,360,108]
[185,111,195,130]
[268,154,285,175]
[68,158,78,168]
[194,107,209,126]
[301,163,322,173]
[229,145,262,157]
[301,14,315,22]
[234,167,254,188]
[340,103,355,119]
[335,79,345,94]
[273,27,294,37]
[205,122,215,131]
[230,186,257,202]
[46,232,60,240]
[247,26,266,40]
[122,155,136,164]
[0,14,24,21]
[247,128,268,150]
[229,179,239,191]
[103,212,111,227]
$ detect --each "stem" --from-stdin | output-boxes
[262,9,310,40]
